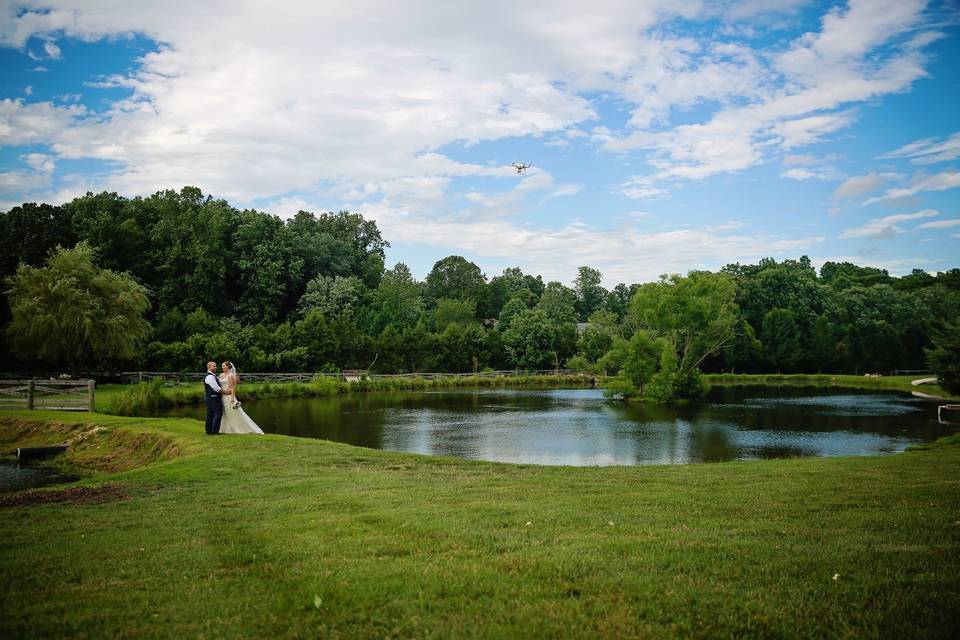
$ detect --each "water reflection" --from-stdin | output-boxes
[0,460,80,493]
[161,387,942,466]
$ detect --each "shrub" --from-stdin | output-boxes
[109,379,173,416]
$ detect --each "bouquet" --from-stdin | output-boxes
[231,398,242,410]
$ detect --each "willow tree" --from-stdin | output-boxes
[5,243,151,370]
[629,271,739,400]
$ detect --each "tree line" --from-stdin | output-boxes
[2,187,958,395]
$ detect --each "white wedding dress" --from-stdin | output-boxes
[218,372,264,435]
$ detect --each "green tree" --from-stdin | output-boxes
[926,319,960,394]
[810,315,835,373]
[372,263,423,330]
[578,326,614,362]
[498,295,531,329]
[762,308,802,372]
[229,209,304,324]
[145,187,236,315]
[5,243,151,369]
[480,267,542,319]
[537,281,578,325]
[621,331,661,394]
[574,266,607,321]
[433,298,477,330]
[502,309,556,370]
[296,275,366,319]
[605,283,636,321]
[292,310,336,368]
[0,202,77,278]
[285,209,388,289]
[424,256,486,305]
[721,318,763,374]
[631,271,739,371]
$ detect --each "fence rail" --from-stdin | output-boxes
[0,379,95,411]
[118,370,583,384]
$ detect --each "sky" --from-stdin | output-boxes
[0,0,958,286]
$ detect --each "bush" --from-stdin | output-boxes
[646,366,708,403]
[109,379,173,416]
[603,376,638,400]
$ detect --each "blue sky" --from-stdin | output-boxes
[0,0,958,286]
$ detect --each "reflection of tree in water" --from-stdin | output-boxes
[161,387,939,465]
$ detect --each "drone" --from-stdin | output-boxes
[511,162,531,174]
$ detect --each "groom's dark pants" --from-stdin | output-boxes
[204,395,223,435]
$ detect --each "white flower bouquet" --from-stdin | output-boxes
[231,398,242,410]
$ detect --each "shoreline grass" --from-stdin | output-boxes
[704,373,958,399]
[1,409,959,638]
[97,371,958,415]
[97,373,603,415]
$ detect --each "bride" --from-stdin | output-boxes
[218,362,264,435]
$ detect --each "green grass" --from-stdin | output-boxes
[94,373,958,415]
[1,410,959,638]
[705,373,959,400]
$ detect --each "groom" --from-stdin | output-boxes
[203,361,228,435]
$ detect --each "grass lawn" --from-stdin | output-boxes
[705,373,959,400]
[1,410,958,638]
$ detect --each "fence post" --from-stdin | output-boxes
[27,380,34,410]
[88,380,96,412]
[138,371,143,384]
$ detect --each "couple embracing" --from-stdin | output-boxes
[203,361,264,435]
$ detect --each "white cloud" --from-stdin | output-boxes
[549,184,581,198]
[608,0,932,185]
[781,166,841,181]
[724,0,810,21]
[364,201,823,285]
[839,209,939,239]
[0,170,52,193]
[23,85,32,96]
[0,98,86,146]
[0,0,938,205]
[782,154,818,166]
[864,171,960,205]
[916,218,960,230]
[879,131,960,165]
[617,178,668,200]
[42,40,61,60]
[833,173,886,199]
[0,0,951,281]
[22,152,55,173]
[29,64,48,72]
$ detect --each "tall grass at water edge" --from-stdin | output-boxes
[105,373,600,415]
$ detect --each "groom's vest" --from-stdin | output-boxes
[203,374,219,398]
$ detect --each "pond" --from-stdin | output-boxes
[0,460,81,493]
[160,386,947,466]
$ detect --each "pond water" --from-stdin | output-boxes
[0,460,80,493]
[160,386,947,466]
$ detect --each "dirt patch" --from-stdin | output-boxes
[0,482,131,507]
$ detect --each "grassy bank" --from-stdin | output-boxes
[2,410,959,638]
[705,373,959,399]
[98,373,602,415]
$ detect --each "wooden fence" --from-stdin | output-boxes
[120,369,580,384]
[0,379,95,411]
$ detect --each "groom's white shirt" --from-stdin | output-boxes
[204,372,221,393]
